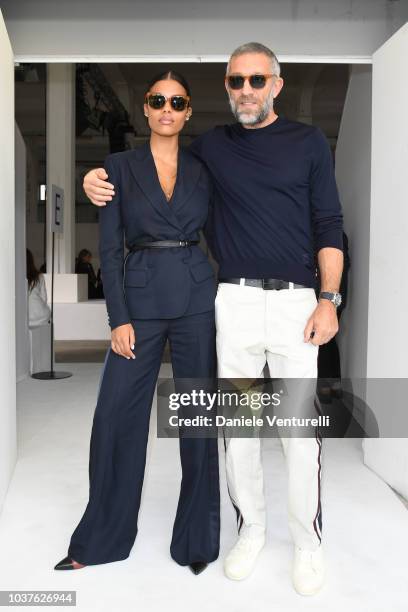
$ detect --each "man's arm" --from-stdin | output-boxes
[309,127,344,253]
[84,131,209,206]
[304,247,343,346]
[304,128,344,345]
[317,246,343,294]
[84,145,196,207]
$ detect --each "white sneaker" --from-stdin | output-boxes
[224,533,265,580]
[292,545,325,595]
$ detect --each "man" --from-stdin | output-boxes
[83,42,343,595]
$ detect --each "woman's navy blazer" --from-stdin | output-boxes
[98,141,216,329]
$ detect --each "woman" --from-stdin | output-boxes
[75,248,104,299]
[54,71,220,575]
[26,248,51,328]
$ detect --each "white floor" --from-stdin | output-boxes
[1,362,407,611]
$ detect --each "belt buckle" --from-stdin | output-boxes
[179,240,187,247]
[262,278,274,290]
[262,278,283,290]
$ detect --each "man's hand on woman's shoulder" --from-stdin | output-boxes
[83,167,116,206]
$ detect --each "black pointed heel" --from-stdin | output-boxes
[54,556,86,570]
[189,561,208,575]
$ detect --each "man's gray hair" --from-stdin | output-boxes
[226,42,281,77]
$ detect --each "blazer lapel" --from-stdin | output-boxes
[126,142,182,231]
[171,147,202,214]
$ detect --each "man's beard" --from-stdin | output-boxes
[228,89,274,126]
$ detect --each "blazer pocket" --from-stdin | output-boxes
[124,268,148,287]
[189,260,214,283]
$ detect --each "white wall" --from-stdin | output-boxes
[15,123,30,382]
[0,10,17,516]
[362,23,408,501]
[367,23,408,379]
[335,65,372,385]
[2,0,407,60]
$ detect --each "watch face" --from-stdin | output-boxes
[334,294,342,307]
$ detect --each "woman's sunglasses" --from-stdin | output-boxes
[226,74,276,90]
[145,93,191,112]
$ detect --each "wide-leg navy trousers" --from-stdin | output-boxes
[67,309,220,566]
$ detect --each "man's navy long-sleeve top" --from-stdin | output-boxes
[190,114,343,288]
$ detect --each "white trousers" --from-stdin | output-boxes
[215,281,322,551]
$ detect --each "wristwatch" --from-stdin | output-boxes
[319,291,342,308]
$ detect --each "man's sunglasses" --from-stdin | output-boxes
[145,93,190,111]
[225,74,276,90]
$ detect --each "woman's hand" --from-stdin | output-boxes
[111,323,136,359]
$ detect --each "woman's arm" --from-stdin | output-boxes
[98,154,131,330]
[39,274,48,303]
[98,155,135,359]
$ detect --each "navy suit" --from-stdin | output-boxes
[99,142,216,327]
[67,142,220,566]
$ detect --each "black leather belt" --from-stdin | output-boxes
[127,240,199,251]
[219,277,307,290]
